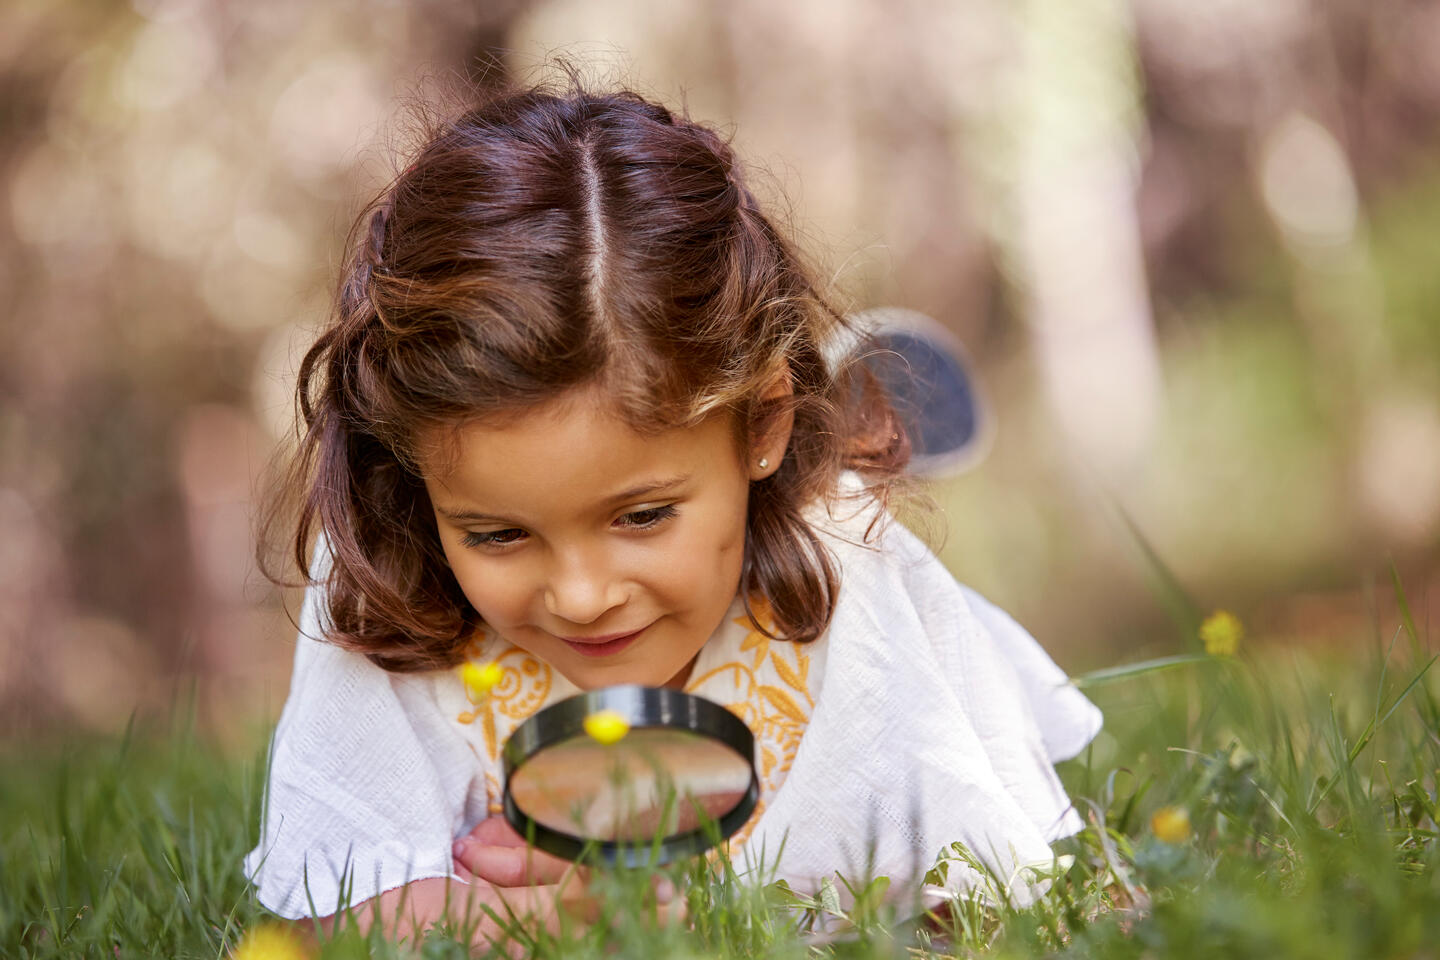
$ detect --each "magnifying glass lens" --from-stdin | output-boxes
[508,727,751,842]
[502,685,759,864]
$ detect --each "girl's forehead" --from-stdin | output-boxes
[418,387,734,485]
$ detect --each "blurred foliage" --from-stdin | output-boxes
[1,0,1438,736]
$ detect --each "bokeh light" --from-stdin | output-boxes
[1,0,1436,738]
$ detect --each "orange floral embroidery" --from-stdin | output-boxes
[478,647,553,761]
[770,651,809,700]
[758,685,807,724]
[686,596,816,848]
[454,630,554,762]
[463,626,489,661]
[736,597,775,670]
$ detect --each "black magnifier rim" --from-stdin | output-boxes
[501,685,759,867]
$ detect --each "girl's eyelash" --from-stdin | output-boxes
[458,505,677,549]
[619,506,679,529]
[460,526,524,546]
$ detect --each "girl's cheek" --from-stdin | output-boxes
[452,557,521,620]
[674,514,744,593]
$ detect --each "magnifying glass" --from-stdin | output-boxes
[501,685,759,867]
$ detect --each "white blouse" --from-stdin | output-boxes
[243,487,1101,918]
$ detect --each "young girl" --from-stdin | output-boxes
[244,75,1102,942]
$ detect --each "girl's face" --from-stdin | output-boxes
[421,387,779,691]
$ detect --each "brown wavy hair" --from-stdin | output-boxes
[259,74,910,672]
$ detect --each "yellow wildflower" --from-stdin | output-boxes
[583,709,630,745]
[1199,610,1243,657]
[232,923,309,960]
[461,661,504,699]
[1151,805,1192,844]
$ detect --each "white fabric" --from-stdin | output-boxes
[243,488,1101,918]
[737,493,1102,904]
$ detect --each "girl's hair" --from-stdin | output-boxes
[260,73,910,672]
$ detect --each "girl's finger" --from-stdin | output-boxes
[453,839,579,887]
[466,815,526,848]
[655,876,688,928]
[455,815,575,885]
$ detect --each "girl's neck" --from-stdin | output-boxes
[664,652,700,690]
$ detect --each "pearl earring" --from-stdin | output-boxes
[758,458,770,470]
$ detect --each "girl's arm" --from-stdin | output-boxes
[314,816,627,946]
[316,818,676,950]
[314,873,590,949]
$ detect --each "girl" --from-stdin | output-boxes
[244,75,1102,943]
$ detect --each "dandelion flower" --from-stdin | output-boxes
[1151,805,1192,844]
[1200,610,1243,657]
[461,661,504,699]
[232,923,309,960]
[583,709,630,745]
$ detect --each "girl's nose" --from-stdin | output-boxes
[542,552,626,625]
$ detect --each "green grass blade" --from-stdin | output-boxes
[1071,653,1217,689]
[1108,500,1206,647]
[1346,653,1439,765]
[1390,561,1423,654]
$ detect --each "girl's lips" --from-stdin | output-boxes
[559,627,645,658]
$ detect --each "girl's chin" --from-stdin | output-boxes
[557,654,698,692]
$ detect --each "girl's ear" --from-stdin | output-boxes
[749,368,794,481]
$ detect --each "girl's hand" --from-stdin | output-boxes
[317,874,597,957]
[451,815,684,931]
[452,815,579,887]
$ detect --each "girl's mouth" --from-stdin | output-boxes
[559,627,645,658]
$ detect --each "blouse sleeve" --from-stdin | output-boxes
[242,537,482,919]
[740,490,1102,906]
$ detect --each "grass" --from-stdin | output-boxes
[3,592,1437,959]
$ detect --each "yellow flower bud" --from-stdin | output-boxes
[232,923,309,960]
[460,661,504,699]
[1151,805,1192,844]
[1199,610,1243,657]
[583,709,630,745]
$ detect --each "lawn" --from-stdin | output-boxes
[3,587,1437,959]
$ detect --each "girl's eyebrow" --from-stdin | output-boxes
[436,474,691,525]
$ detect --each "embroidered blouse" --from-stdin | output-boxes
[448,592,818,849]
[243,489,1101,919]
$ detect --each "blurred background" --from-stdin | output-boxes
[1,0,1437,741]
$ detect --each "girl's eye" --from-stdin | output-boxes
[616,504,678,530]
[459,507,675,548]
[461,528,526,549]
